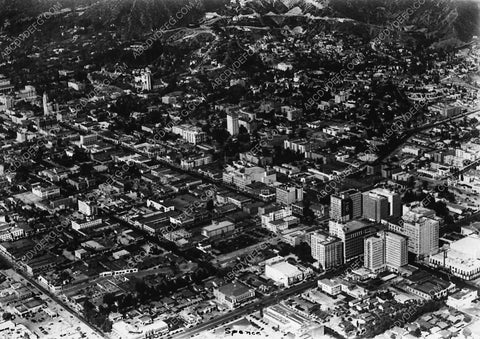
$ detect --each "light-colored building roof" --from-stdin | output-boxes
[267,261,302,277]
[202,220,234,232]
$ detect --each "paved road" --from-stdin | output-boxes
[172,261,357,339]
[60,122,263,203]
[410,107,480,133]
[3,265,105,338]
[373,107,480,166]
[172,279,318,339]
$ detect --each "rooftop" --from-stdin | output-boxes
[217,282,252,297]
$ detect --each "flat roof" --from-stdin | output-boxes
[217,282,251,297]
[203,220,234,232]
[268,261,302,276]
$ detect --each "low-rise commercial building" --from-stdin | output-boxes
[214,282,255,309]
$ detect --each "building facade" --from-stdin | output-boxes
[364,235,385,273]
[311,232,344,269]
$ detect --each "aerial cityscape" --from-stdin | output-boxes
[0,0,479,338]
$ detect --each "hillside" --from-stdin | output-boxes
[241,0,479,48]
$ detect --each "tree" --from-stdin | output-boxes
[72,148,90,163]
[103,293,116,306]
[2,312,13,321]
[212,128,230,144]
[14,165,30,182]
[303,199,315,221]
[406,176,415,188]
[79,163,94,176]
[206,199,214,212]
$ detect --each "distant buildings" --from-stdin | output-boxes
[141,68,152,91]
[180,154,212,170]
[275,62,293,71]
[16,85,37,102]
[275,185,303,205]
[430,102,462,117]
[201,220,235,238]
[67,81,86,91]
[260,205,298,233]
[0,94,14,110]
[284,139,312,154]
[0,75,14,93]
[71,218,102,231]
[31,184,60,200]
[223,162,276,189]
[134,67,152,91]
[43,92,51,116]
[79,134,98,146]
[310,232,343,269]
[227,112,239,136]
[78,198,97,217]
[172,124,206,144]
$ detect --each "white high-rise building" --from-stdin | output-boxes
[227,112,239,136]
[364,235,385,273]
[311,232,343,269]
[43,92,52,115]
[364,231,408,273]
[384,231,408,270]
[141,68,152,91]
[388,207,440,257]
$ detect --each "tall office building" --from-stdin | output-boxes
[384,231,408,270]
[388,206,440,257]
[364,235,385,273]
[43,92,53,116]
[329,220,376,262]
[311,232,343,269]
[141,68,152,91]
[364,231,408,273]
[330,189,362,222]
[362,191,389,222]
[227,112,239,136]
[369,188,402,218]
